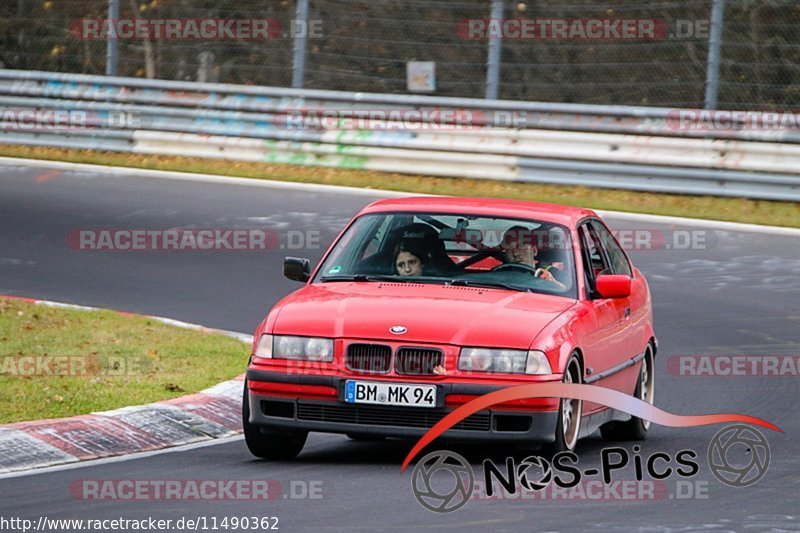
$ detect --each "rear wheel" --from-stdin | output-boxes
[242,381,308,459]
[601,344,655,441]
[551,355,583,453]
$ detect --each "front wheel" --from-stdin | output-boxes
[601,344,655,441]
[242,381,308,459]
[551,354,583,453]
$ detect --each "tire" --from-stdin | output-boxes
[242,381,308,460]
[550,354,583,454]
[600,344,655,442]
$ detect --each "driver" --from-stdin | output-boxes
[498,225,566,290]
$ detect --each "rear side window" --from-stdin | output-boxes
[590,220,632,276]
[579,223,608,277]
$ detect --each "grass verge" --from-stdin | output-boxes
[0,297,248,424]
[0,144,798,228]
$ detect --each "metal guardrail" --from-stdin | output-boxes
[0,70,798,201]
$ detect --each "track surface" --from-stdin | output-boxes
[1,161,798,531]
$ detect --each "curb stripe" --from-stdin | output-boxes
[0,295,250,474]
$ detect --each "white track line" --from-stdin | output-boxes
[30,298,253,344]
[1,156,798,236]
[594,209,800,236]
[0,435,244,480]
[0,156,409,198]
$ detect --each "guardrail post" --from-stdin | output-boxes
[703,0,726,109]
[105,0,119,76]
[485,0,504,99]
[292,0,309,88]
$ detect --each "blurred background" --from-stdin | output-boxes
[0,0,797,110]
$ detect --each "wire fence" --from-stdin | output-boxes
[0,0,797,110]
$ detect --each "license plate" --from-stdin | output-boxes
[344,380,436,408]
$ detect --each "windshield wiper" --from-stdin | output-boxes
[446,278,530,292]
[319,274,409,283]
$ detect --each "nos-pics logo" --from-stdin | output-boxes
[411,424,771,513]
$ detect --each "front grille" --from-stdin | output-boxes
[297,402,490,431]
[346,343,392,373]
[395,347,444,375]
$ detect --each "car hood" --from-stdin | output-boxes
[271,282,576,348]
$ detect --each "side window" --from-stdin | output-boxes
[322,217,374,273]
[579,223,609,279]
[590,220,632,277]
[360,215,394,260]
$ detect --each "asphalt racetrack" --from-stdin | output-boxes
[1,160,798,531]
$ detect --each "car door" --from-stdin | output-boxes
[589,219,648,364]
[578,221,632,396]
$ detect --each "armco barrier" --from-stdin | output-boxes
[0,70,798,201]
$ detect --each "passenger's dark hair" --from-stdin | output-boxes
[393,239,429,265]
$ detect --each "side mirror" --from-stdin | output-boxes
[595,274,631,299]
[284,257,311,282]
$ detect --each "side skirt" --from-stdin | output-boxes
[580,407,631,438]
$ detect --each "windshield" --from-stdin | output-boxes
[314,212,577,298]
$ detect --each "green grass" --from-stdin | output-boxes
[0,297,249,424]
[1,144,798,228]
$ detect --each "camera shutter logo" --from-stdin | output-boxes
[411,450,474,513]
[708,424,770,487]
[517,455,553,491]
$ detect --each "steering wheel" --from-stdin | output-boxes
[491,263,538,274]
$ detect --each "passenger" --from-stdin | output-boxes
[358,222,455,276]
[497,225,566,289]
[393,241,427,276]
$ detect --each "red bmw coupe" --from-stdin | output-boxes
[243,197,656,458]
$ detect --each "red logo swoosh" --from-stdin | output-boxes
[400,383,781,472]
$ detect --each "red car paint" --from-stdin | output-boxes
[245,197,656,450]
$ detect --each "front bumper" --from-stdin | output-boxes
[246,369,559,443]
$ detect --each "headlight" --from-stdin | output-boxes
[458,347,552,375]
[253,334,273,360]
[525,350,552,375]
[273,335,334,362]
